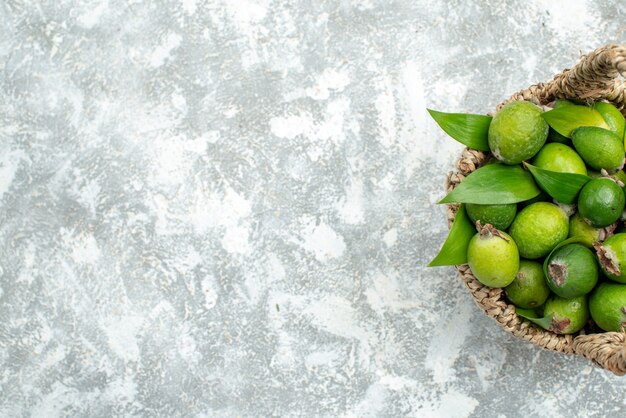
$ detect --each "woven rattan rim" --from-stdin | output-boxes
[445,44,626,375]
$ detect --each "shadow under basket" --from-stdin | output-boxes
[445,44,626,376]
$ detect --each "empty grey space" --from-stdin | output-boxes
[2,0,626,417]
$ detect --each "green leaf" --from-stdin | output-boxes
[593,101,626,139]
[542,236,586,279]
[428,205,475,267]
[553,99,586,109]
[439,164,541,204]
[427,109,492,151]
[524,163,590,204]
[516,308,553,330]
[542,105,610,137]
[553,99,574,109]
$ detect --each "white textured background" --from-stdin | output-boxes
[2,1,626,417]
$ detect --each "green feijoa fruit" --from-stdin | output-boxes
[465,203,517,231]
[595,233,626,283]
[504,260,550,309]
[568,212,616,247]
[509,202,569,259]
[571,126,624,172]
[594,101,626,139]
[545,244,598,298]
[543,295,588,334]
[467,225,519,288]
[578,178,625,228]
[589,282,626,332]
[531,143,587,175]
[488,101,549,165]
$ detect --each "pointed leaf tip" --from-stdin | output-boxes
[428,109,492,151]
[516,308,554,330]
[428,204,475,267]
[524,163,590,204]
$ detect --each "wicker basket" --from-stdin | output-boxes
[445,44,626,375]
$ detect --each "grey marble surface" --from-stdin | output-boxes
[2,1,626,417]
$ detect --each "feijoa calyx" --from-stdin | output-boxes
[595,233,626,283]
[571,126,625,172]
[546,243,598,298]
[543,295,588,335]
[467,223,519,288]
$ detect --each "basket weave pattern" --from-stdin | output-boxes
[445,45,626,375]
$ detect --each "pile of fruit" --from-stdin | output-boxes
[429,99,626,335]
